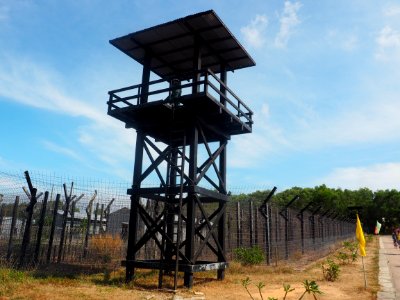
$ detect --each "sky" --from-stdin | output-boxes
[1,0,400,193]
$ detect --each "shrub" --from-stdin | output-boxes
[336,251,350,264]
[322,259,340,282]
[234,246,265,266]
[89,234,123,265]
[342,240,358,262]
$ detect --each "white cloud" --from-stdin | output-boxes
[229,104,289,168]
[0,3,9,22]
[42,140,83,161]
[275,1,302,48]
[318,162,400,190]
[291,95,400,149]
[342,35,358,51]
[383,4,400,16]
[240,14,268,49]
[375,26,400,61]
[0,53,136,179]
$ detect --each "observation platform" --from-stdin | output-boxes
[107,69,253,145]
[107,10,255,146]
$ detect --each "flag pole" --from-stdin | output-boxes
[361,256,367,289]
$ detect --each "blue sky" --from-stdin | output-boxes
[1,0,400,192]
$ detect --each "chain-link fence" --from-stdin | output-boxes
[0,170,354,268]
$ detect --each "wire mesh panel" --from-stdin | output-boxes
[0,170,354,268]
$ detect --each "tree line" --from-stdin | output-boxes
[231,185,400,234]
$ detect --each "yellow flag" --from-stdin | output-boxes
[356,214,366,256]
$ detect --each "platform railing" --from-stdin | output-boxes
[108,69,253,127]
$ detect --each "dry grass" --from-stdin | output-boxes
[0,236,380,299]
[88,234,123,265]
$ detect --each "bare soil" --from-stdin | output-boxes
[0,237,380,300]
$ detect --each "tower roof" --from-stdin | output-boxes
[110,10,255,80]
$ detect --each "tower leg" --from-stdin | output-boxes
[126,196,139,282]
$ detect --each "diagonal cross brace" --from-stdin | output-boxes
[194,196,227,262]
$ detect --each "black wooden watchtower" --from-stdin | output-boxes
[107,10,255,288]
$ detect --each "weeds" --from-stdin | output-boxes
[299,280,323,300]
[342,240,358,262]
[0,268,27,296]
[241,277,255,300]
[322,259,340,282]
[241,277,322,300]
[336,251,350,264]
[283,283,295,300]
[234,246,265,266]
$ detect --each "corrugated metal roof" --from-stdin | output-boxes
[110,10,255,79]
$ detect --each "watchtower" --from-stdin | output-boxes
[107,10,255,288]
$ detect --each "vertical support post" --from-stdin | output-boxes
[34,191,49,264]
[259,187,277,265]
[236,202,241,248]
[47,194,60,263]
[184,126,198,288]
[0,204,5,235]
[7,196,19,262]
[104,198,114,232]
[19,171,38,268]
[311,215,316,250]
[217,62,227,277]
[126,131,145,282]
[296,201,313,255]
[217,136,227,280]
[93,202,99,235]
[69,201,76,247]
[165,149,178,266]
[300,213,305,254]
[284,208,289,260]
[320,217,324,243]
[126,53,151,283]
[265,204,271,265]
[220,65,227,106]
[249,201,254,247]
[192,36,202,94]
[83,191,96,258]
[254,208,258,246]
[99,204,105,233]
[58,183,73,263]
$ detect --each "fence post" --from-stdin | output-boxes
[104,198,115,232]
[0,203,5,234]
[258,187,276,265]
[296,201,314,255]
[7,196,19,261]
[58,183,74,263]
[236,202,240,248]
[227,212,232,255]
[249,200,254,247]
[47,194,60,263]
[309,206,321,251]
[254,207,258,245]
[284,208,289,260]
[83,191,97,258]
[68,194,84,249]
[265,204,271,265]
[34,191,49,264]
[19,171,39,268]
[99,204,105,233]
[279,195,299,260]
[93,202,99,235]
